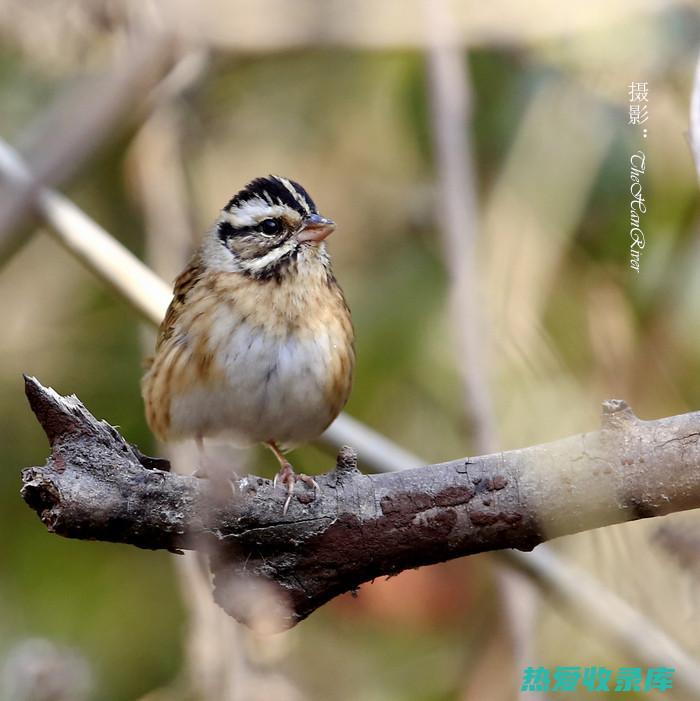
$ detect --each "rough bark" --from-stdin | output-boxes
[20,376,700,630]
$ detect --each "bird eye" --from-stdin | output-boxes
[259,218,281,236]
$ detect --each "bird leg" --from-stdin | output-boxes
[193,435,237,496]
[193,434,209,478]
[267,441,319,513]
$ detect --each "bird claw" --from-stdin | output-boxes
[274,462,319,514]
[299,473,320,492]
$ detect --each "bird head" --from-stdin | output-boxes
[205,175,336,281]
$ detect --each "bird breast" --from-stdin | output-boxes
[158,266,354,448]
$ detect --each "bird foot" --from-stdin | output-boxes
[273,462,319,513]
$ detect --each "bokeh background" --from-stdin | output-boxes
[2,1,700,699]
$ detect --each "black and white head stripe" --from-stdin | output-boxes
[225,176,317,218]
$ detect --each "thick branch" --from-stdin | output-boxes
[21,376,700,630]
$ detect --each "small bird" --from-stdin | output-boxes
[142,176,355,511]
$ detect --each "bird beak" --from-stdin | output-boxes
[296,214,336,243]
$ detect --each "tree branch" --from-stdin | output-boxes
[20,375,700,630]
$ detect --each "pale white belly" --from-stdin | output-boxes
[168,322,337,447]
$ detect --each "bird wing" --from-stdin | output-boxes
[155,254,206,352]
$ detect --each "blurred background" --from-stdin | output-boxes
[2,1,700,699]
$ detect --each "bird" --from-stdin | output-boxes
[141,175,355,512]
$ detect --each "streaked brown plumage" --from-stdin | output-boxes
[142,176,354,510]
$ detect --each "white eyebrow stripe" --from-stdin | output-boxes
[277,176,311,215]
[221,200,291,227]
